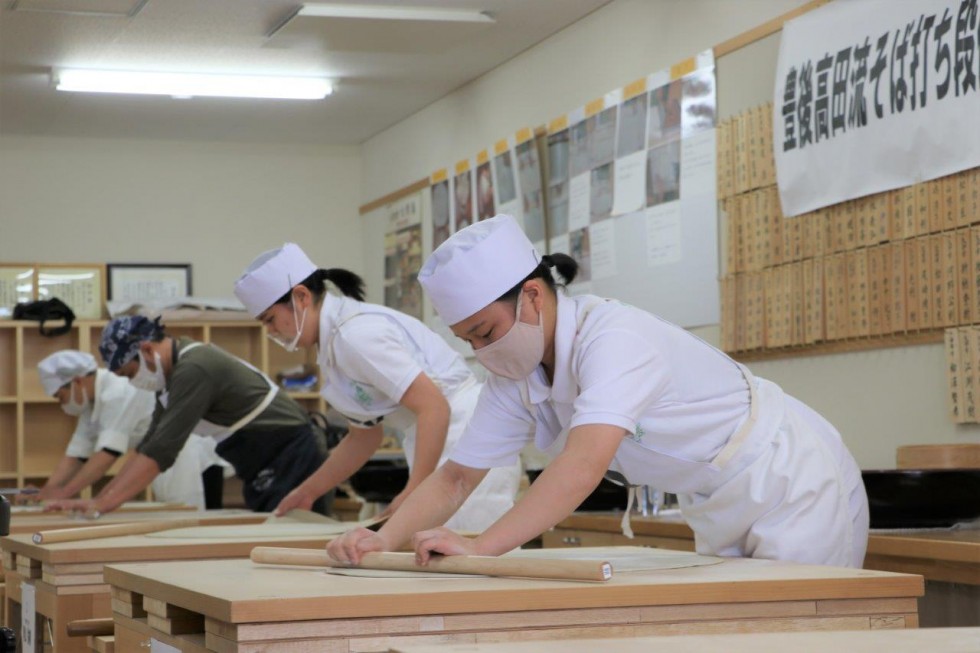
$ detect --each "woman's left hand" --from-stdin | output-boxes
[412,527,479,565]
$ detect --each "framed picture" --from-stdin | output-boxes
[107,263,192,303]
[0,263,36,319]
[37,263,107,319]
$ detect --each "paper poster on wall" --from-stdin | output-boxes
[549,232,570,262]
[646,202,682,266]
[570,227,591,282]
[773,0,980,216]
[547,118,571,246]
[612,79,649,216]
[476,150,496,221]
[492,138,520,218]
[589,219,618,280]
[568,172,591,231]
[515,128,546,248]
[452,159,474,232]
[430,169,452,250]
[536,50,718,327]
[383,193,423,319]
[21,581,36,652]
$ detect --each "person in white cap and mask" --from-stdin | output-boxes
[328,214,869,569]
[233,243,521,532]
[45,317,331,518]
[29,350,225,509]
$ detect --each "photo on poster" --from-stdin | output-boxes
[570,226,592,282]
[648,79,682,149]
[590,162,614,223]
[589,106,618,168]
[547,129,570,185]
[569,120,590,178]
[617,94,648,157]
[516,139,542,195]
[431,179,451,249]
[476,161,496,221]
[646,140,681,206]
[454,169,474,231]
[383,225,423,320]
[548,180,569,237]
[681,68,716,137]
[524,188,546,243]
[493,150,517,205]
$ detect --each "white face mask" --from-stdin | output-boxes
[130,351,167,393]
[61,381,89,417]
[268,300,307,353]
[474,291,545,380]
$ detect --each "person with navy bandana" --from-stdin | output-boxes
[45,315,330,517]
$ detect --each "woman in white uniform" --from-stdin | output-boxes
[330,214,869,568]
[32,350,225,510]
[233,243,521,532]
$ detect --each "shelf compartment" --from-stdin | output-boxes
[22,403,75,475]
[0,404,16,474]
[21,326,81,398]
[210,325,262,366]
[0,326,16,396]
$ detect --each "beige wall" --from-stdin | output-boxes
[359,0,980,468]
[0,135,362,297]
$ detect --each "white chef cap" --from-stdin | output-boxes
[234,243,317,317]
[418,214,540,325]
[37,350,97,396]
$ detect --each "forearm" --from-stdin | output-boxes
[472,451,606,556]
[40,457,84,497]
[378,462,484,549]
[299,426,385,498]
[93,453,161,513]
[407,408,449,487]
[57,451,118,498]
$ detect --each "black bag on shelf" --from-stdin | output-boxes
[12,297,76,337]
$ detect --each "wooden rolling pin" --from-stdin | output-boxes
[33,518,199,545]
[67,618,114,638]
[251,546,613,582]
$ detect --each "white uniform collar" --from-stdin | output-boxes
[525,291,578,405]
[316,293,347,367]
[90,368,110,422]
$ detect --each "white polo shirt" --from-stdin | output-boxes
[449,293,755,489]
[316,294,474,428]
[65,369,155,458]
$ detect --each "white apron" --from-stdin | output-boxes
[528,300,869,568]
[322,310,521,533]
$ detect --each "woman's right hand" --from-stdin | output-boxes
[327,527,389,565]
[273,487,314,517]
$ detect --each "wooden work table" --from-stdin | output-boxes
[5,507,262,536]
[1,520,350,652]
[389,627,980,653]
[547,512,980,583]
[101,551,922,652]
[546,511,980,627]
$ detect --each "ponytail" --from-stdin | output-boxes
[496,252,580,303]
[320,268,365,301]
[274,268,366,305]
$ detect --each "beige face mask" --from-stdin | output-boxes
[473,290,544,380]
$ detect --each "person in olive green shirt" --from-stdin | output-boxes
[46,316,330,517]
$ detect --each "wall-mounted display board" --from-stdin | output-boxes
[718,102,980,359]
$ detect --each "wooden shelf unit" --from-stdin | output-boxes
[0,319,326,491]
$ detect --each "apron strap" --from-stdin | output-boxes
[710,363,759,468]
[178,341,280,442]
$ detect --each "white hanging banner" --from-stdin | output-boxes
[774,0,980,217]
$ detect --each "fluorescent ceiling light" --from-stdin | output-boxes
[298,3,494,23]
[54,70,333,100]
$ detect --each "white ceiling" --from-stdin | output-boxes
[0,0,612,145]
